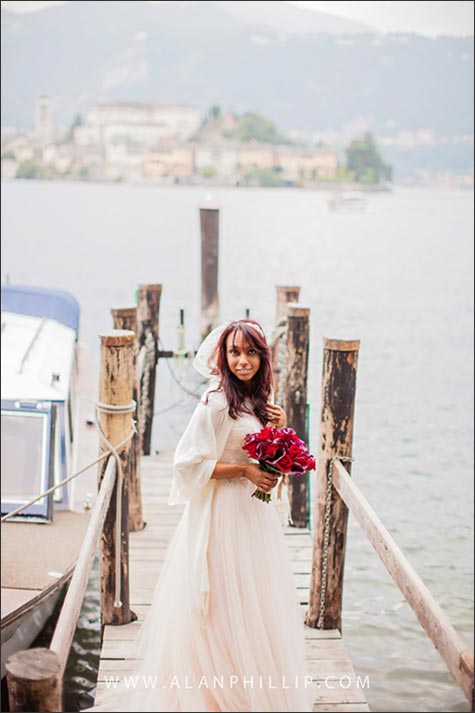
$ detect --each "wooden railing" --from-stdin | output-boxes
[304,337,474,709]
[332,459,475,706]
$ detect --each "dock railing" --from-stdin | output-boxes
[304,337,474,709]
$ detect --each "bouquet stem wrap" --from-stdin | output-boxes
[252,462,282,503]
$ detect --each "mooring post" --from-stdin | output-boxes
[272,285,301,402]
[306,338,360,631]
[6,648,62,712]
[136,284,162,456]
[276,285,300,324]
[283,305,310,528]
[200,204,220,340]
[111,307,145,532]
[98,329,136,625]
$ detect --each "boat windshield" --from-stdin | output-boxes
[1,410,49,508]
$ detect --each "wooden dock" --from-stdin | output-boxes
[95,452,370,712]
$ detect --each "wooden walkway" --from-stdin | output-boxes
[95,453,370,712]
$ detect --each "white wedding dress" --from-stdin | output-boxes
[85,408,313,712]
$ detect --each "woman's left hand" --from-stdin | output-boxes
[265,404,287,428]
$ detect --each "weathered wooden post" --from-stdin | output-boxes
[136,284,162,456]
[283,305,310,528]
[111,307,145,532]
[272,285,301,391]
[6,648,62,712]
[306,338,360,631]
[98,330,136,625]
[200,204,220,340]
[275,285,300,324]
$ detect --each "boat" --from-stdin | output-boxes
[1,284,97,678]
[328,191,368,212]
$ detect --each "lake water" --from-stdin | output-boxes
[1,179,474,712]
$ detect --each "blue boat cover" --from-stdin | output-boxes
[1,284,80,337]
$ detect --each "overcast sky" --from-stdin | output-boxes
[1,0,474,37]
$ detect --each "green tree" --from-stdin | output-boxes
[225,112,291,145]
[345,133,392,184]
[201,166,216,178]
[77,165,90,180]
[65,113,83,142]
[16,160,45,179]
[242,167,285,187]
[209,105,221,121]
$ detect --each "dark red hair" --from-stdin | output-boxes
[210,319,273,425]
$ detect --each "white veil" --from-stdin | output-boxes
[192,322,228,382]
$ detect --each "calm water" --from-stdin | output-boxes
[1,180,474,712]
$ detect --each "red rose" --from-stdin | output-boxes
[276,453,293,472]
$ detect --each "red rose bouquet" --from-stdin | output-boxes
[242,426,316,503]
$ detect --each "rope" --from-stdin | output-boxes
[317,455,354,629]
[275,326,288,407]
[0,410,136,524]
[1,449,115,522]
[95,400,136,609]
[158,336,201,401]
[139,330,155,441]
[3,400,137,613]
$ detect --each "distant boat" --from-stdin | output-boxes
[328,191,368,212]
[1,285,96,678]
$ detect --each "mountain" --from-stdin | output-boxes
[1,1,473,178]
[214,1,375,36]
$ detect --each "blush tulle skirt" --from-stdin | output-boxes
[83,478,313,712]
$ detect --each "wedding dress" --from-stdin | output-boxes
[85,393,313,713]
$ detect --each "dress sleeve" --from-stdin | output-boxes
[169,390,229,505]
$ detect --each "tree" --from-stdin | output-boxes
[209,105,221,121]
[65,113,83,142]
[242,167,285,187]
[225,112,291,145]
[201,166,216,178]
[16,160,45,179]
[345,133,392,184]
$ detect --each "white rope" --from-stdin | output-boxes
[95,400,136,609]
[139,330,155,441]
[1,449,113,522]
[1,408,136,524]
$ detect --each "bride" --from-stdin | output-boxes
[86,319,313,712]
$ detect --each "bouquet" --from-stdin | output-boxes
[242,426,316,503]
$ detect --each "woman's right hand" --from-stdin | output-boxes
[244,463,279,493]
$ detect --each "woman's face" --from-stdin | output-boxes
[226,330,261,383]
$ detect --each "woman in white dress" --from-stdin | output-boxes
[86,319,313,713]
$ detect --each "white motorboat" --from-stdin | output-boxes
[328,191,368,212]
[1,285,97,678]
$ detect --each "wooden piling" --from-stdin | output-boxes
[306,338,360,631]
[200,205,220,340]
[272,286,301,392]
[111,307,145,532]
[6,648,62,712]
[98,330,136,625]
[136,284,162,456]
[283,305,310,528]
[275,285,301,324]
